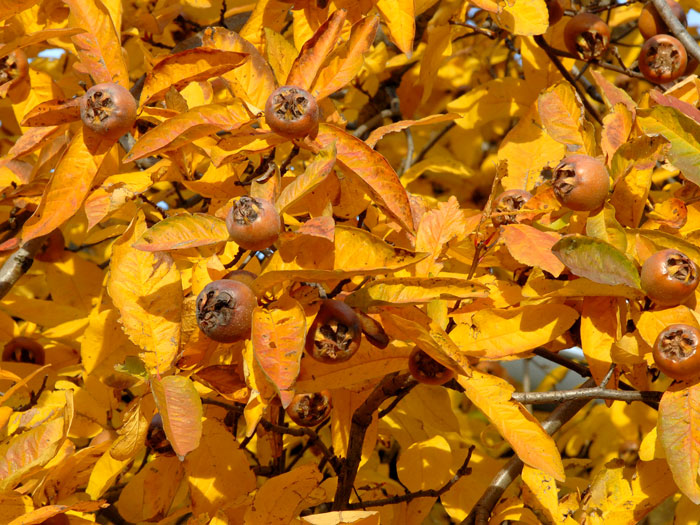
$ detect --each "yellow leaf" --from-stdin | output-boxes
[521,465,560,525]
[448,78,533,130]
[495,0,548,35]
[151,375,203,458]
[110,398,148,461]
[346,276,487,308]
[244,464,322,524]
[415,196,468,276]
[458,371,565,481]
[397,435,452,491]
[107,211,182,375]
[537,82,593,153]
[0,490,33,524]
[581,296,617,384]
[451,304,579,358]
[133,213,229,252]
[301,510,379,524]
[375,0,415,56]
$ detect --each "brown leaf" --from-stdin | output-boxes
[21,98,82,127]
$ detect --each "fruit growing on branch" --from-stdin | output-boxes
[638,0,687,40]
[305,299,362,363]
[196,279,256,343]
[2,337,45,365]
[0,49,28,87]
[653,324,700,381]
[638,34,688,83]
[226,196,282,251]
[492,189,532,227]
[641,249,698,306]
[546,0,563,25]
[552,155,609,211]
[563,13,611,61]
[286,391,332,426]
[408,347,455,385]
[80,82,137,141]
[265,85,319,138]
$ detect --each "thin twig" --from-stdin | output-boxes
[533,348,591,378]
[652,0,700,63]
[344,445,475,510]
[414,122,455,164]
[534,35,602,125]
[462,378,597,525]
[400,128,414,175]
[0,236,46,300]
[352,109,396,138]
[511,387,662,405]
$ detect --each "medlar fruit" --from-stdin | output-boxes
[641,249,698,306]
[356,310,389,349]
[492,189,532,227]
[2,337,45,365]
[0,49,28,86]
[264,85,319,138]
[80,82,137,141]
[226,196,282,251]
[653,324,700,381]
[638,34,688,84]
[286,391,332,427]
[196,280,256,343]
[305,299,362,363]
[552,155,610,211]
[408,347,455,385]
[564,13,611,61]
[638,0,687,40]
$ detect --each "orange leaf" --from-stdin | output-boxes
[658,383,700,503]
[458,371,565,481]
[276,142,336,213]
[416,196,468,275]
[21,97,82,127]
[500,224,565,277]
[139,48,248,106]
[365,113,458,148]
[151,375,203,458]
[376,0,415,56]
[6,126,63,160]
[133,213,229,251]
[65,0,129,87]
[1,0,41,21]
[590,70,636,113]
[124,103,254,162]
[314,124,414,233]
[312,15,380,101]
[252,296,306,408]
[286,10,347,91]
[21,127,110,242]
[192,365,248,396]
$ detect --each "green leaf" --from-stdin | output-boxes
[551,235,641,289]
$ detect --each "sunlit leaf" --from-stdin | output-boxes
[151,374,203,458]
[133,213,229,251]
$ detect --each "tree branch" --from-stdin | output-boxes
[462,378,596,525]
[652,0,700,63]
[511,386,662,405]
[345,445,475,510]
[0,236,46,300]
[332,373,418,510]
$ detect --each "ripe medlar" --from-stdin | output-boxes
[546,0,563,25]
[286,391,332,427]
[264,85,319,138]
[80,82,137,141]
[552,155,610,211]
[2,337,45,365]
[196,280,256,343]
[408,347,455,385]
[305,299,362,363]
[563,13,611,61]
[226,196,282,251]
[653,324,700,381]
[641,249,698,306]
[356,310,389,349]
[638,34,688,84]
[492,189,532,227]
[638,0,687,40]
[0,49,28,87]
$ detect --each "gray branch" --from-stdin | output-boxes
[511,387,662,405]
[0,236,46,300]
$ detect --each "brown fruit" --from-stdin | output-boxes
[2,337,45,365]
[146,413,175,455]
[222,269,257,287]
[305,299,362,363]
[563,13,611,61]
[286,391,332,427]
[641,249,698,306]
[652,324,700,381]
[408,347,455,385]
[552,155,610,211]
[264,85,319,138]
[492,189,532,227]
[35,229,65,262]
[0,49,28,86]
[80,82,137,141]
[638,34,688,83]
[638,0,687,40]
[547,0,563,25]
[196,280,256,342]
[226,196,282,251]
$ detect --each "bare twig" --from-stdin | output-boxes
[332,373,418,510]
[0,236,46,300]
[462,378,596,525]
[345,445,475,510]
[400,128,414,175]
[533,348,591,378]
[652,0,700,63]
[511,386,662,405]
[352,109,396,138]
[534,35,602,125]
